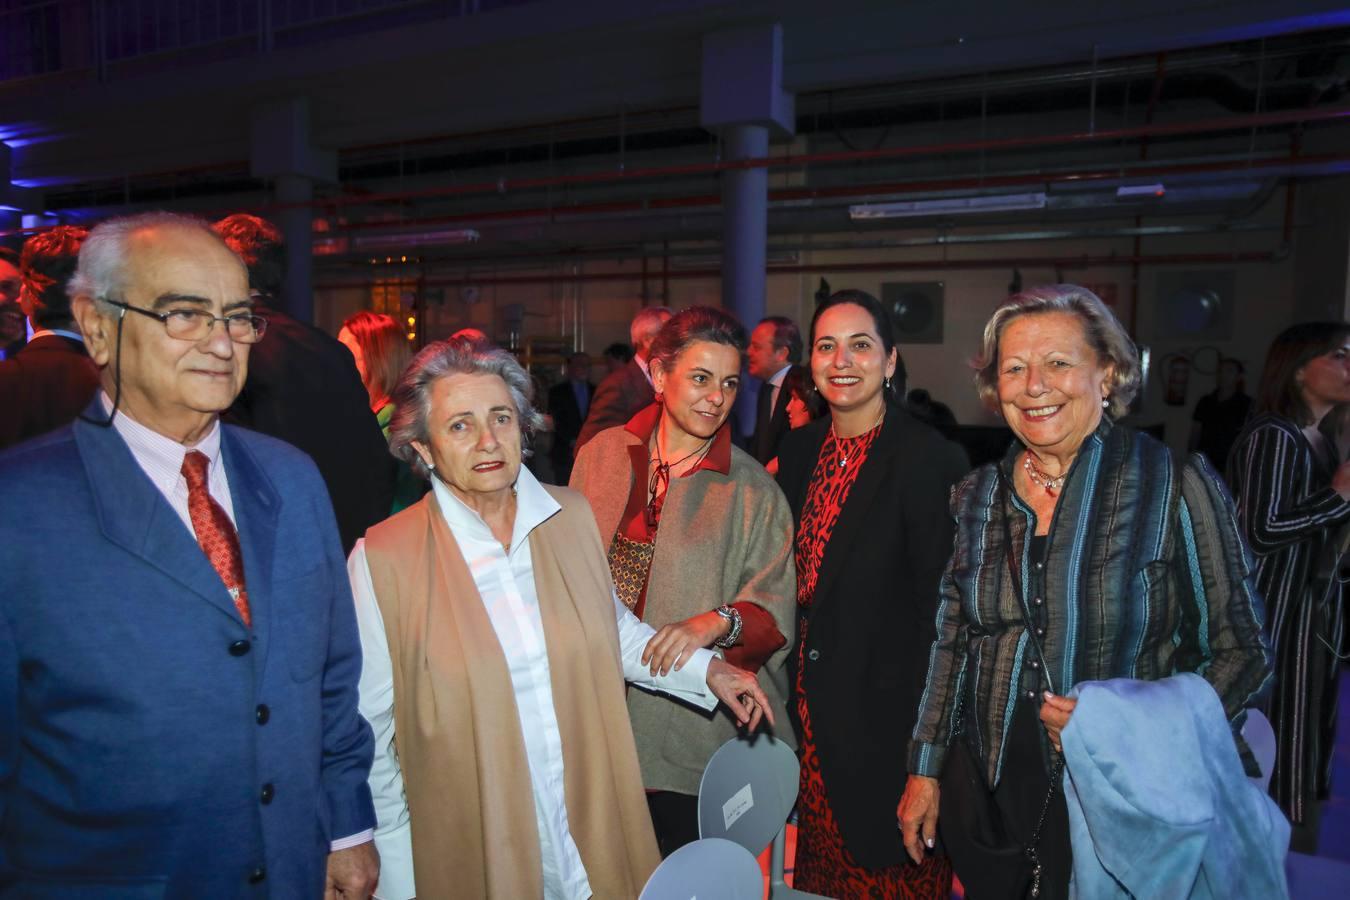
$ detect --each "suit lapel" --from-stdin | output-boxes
[75,413,252,630]
[805,407,905,624]
[221,428,280,657]
[768,378,793,451]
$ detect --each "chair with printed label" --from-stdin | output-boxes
[638,836,764,900]
[697,734,829,900]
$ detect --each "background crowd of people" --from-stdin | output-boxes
[1,209,1348,899]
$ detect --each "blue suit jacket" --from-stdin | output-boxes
[0,408,376,898]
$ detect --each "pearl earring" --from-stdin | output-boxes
[1101,398,1109,408]
[884,376,893,391]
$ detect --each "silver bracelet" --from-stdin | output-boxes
[713,605,742,648]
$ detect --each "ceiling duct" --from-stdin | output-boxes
[849,192,1048,220]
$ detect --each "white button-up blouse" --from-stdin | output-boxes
[348,466,717,899]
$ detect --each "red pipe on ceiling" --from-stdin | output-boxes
[315,251,1279,291]
[305,104,1350,212]
[328,150,1350,234]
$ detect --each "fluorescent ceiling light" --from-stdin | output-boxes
[849,192,1047,220]
[1116,183,1166,199]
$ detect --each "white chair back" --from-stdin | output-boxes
[1242,708,1277,793]
[638,837,764,900]
[697,734,799,853]
[697,735,831,900]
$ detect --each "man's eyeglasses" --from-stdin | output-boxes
[103,299,267,344]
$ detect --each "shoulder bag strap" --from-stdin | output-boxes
[997,468,1064,899]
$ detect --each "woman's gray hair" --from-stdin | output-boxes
[387,338,546,480]
[974,284,1141,419]
[68,211,223,313]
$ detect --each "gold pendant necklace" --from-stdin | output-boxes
[831,406,886,468]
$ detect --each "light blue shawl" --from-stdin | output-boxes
[1061,674,1288,899]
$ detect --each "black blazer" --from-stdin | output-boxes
[775,404,959,869]
[225,306,395,554]
[547,379,594,479]
[0,334,100,451]
[751,377,793,465]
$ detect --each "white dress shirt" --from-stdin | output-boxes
[108,392,237,532]
[109,394,374,851]
[31,327,85,343]
[635,353,653,386]
[765,363,792,416]
[349,466,718,900]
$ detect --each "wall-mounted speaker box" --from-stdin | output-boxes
[1153,270,1235,341]
[882,281,945,344]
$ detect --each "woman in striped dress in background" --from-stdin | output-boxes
[1228,321,1350,852]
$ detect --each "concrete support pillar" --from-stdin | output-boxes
[721,124,770,333]
[249,98,335,324]
[1292,176,1350,323]
[700,24,795,436]
[0,143,38,231]
[274,174,315,324]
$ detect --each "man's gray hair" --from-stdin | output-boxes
[68,211,227,314]
[974,284,1142,419]
[388,339,546,480]
[630,305,673,351]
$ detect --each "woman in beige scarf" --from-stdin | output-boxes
[347,339,772,899]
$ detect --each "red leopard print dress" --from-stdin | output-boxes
[793,425,954,899]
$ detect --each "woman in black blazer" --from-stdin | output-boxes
[776,290,960,899]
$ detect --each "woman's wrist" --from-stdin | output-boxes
[713,605,742,648]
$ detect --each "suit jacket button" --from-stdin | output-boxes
[255,704,270,725]
[229,640,251,657]
[260,783,274,805]
[248,867,266,884]
[807,649,820,661]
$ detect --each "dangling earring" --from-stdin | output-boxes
[884,376,893,392]
[1101,397,1109,409]
[655,391,665,405]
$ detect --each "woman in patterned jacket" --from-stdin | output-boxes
[1228,321,1350,852]
[898,285,1272,900]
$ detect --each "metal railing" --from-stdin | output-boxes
[0,0,537,85]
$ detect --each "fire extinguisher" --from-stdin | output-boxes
[1164,355,1191,407]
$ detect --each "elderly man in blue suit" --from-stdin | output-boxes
[0,212,378,898]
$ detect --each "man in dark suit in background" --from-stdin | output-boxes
[0,226,99,451]
[214,214,394,553]
[548,350,595,484]
[746,315,802,465]
[574,305,672,453]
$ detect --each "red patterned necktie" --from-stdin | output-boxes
[181,450,252,628]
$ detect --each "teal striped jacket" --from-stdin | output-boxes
[908,419,1273,786]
